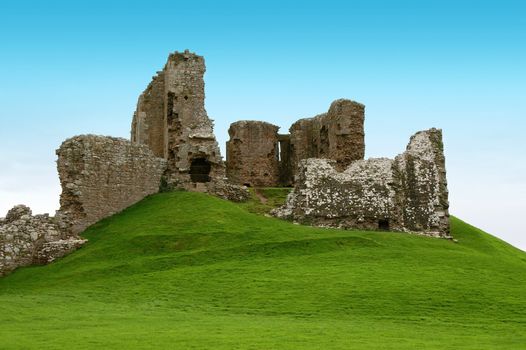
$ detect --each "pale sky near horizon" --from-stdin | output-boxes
[0,0,525,250]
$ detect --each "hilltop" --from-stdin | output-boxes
[0,191,524,349]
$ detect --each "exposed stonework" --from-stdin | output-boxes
[131,71,165,158]
[395,129,449,234]
[273,128,450,237]
[2,51,452,280]
[56,135,166,234]
[226,99,365,187]
[289,99,365,175]
[203,179,251,202]
[226,121,280,187]
[131,50,226,190]
[0,205,86,276]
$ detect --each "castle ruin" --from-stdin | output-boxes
[224,96,449,237]
[131,50,225,191]
[272,129,450,237]
[226,99,365,187]
[0,50,451,276]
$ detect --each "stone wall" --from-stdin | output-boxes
[395,129,449,234]
[290,99,365,176]
[0,205,86,276]
[131,73,165,158]
[225,99,365,187]
[273,128,450,238]
[226,99,365,187]
[56,135,166,234]
[226,121,280,187]
[131,50,225,189]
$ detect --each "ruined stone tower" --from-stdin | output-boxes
[225,99,365,186]
[131,50,224,189]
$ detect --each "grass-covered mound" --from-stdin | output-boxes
[1,192,525,349]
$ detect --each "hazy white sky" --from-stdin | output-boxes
[1,0,524,250]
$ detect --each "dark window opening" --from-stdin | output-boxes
[184,95,189,100]
[319,125,329,156]
[378,219,390,231]
[167,92,175,122]
[190,158,211,183]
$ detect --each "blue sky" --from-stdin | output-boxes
[0,0,525,249]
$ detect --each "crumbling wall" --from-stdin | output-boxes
[131,50,225,190]
[289,114,324,178]
[131,73,165,158]
[226,99,365,187]
[290,99,365,177]
[226,121,280,187]
[274,128,450,238]
[395,129,449,234]
[56,135,166,234]
[0,205,86,276]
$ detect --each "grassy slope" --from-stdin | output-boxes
[0,192,525,349]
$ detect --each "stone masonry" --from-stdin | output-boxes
[131,50,226,190]
[226,98,365,186]
[1,50,452,278]
[56,135,166,234]
[226,121,280,187]
[0,205,86,276]
[273,128,450,237]
[289,99,365,175]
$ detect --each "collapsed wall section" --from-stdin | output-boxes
[0,205,86,276]
[56,135,166,234]
[273,158,403,231]
[274,128,450,237]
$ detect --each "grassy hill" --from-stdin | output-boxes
[1,191,525,349]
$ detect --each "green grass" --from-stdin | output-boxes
[237,187,292,214]
[1,191,525,349]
